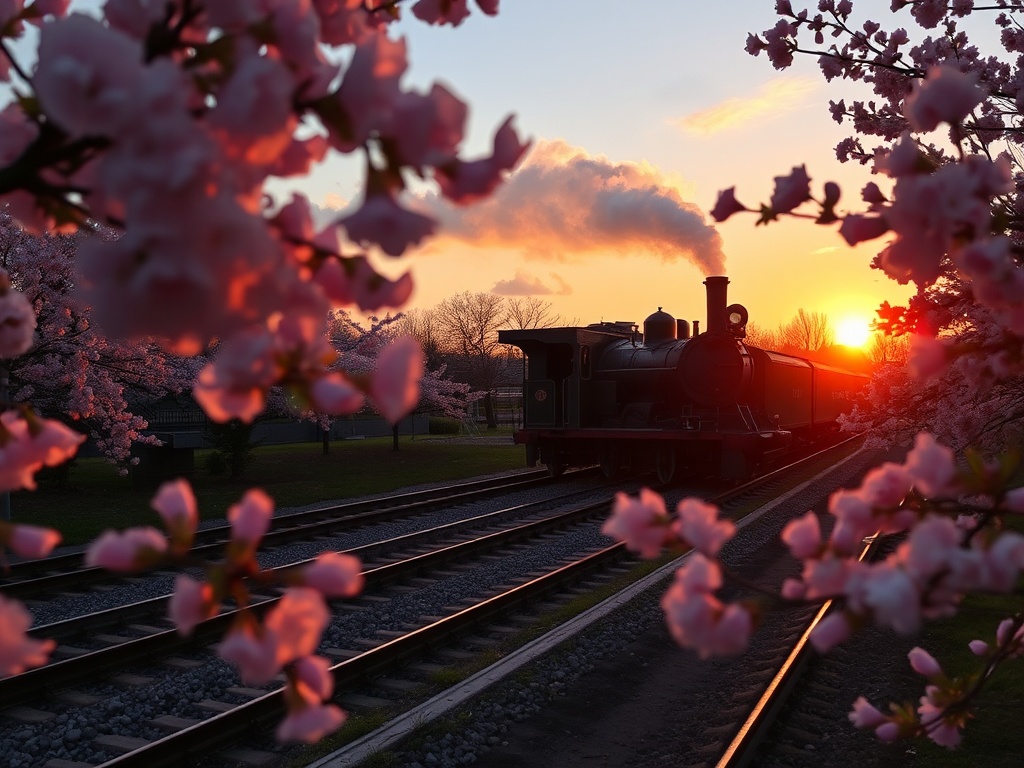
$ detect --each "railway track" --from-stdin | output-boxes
[0,436,867,768]
[296,434,873,768]
[2,466,585,606]
[1,468,560,599]
[1,468,649,768]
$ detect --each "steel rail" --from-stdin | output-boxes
[4,494,612,707]
[0,468,568,599]
[715,532,883,767]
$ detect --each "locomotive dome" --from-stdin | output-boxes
[643,307,676,345]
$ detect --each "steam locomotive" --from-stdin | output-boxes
[498,276,868,482]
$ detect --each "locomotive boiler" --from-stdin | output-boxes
[497,276,868,482]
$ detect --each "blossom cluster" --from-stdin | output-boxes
[0,0,524,743]
[603,430,1024,747]
[675,1,1024,750]
[84,479,364,742]
[0,1,526,422]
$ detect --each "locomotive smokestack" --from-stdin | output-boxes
[704,275,729,335]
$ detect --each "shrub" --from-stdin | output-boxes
[429,416,462,435]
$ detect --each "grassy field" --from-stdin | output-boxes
[10,433,525,545]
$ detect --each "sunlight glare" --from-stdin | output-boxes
[836,317,871,348]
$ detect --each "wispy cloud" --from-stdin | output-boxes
[417,139,725,275]
[673,78,819,136]
[813,245,841,255]
[491,271,571,296]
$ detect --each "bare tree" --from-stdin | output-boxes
[435,291,511,428]
[867,332,910,366]
[395,307,446,369]
[504,297,562,330]
[743,322,781,350]
[777,309,834,352]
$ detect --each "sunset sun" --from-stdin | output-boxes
[836,317,872,348]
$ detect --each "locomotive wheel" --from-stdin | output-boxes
[655,446,677,484]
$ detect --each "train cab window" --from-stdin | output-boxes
[580,346,591,380]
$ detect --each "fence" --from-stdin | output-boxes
[467,387,523,428]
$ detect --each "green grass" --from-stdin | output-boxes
[10,435,524,545]
[891,593,1024,767]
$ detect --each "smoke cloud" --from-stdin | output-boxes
[418,139,725,274]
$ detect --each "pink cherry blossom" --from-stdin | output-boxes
[660,555,752,658]
[4,523,60,559]
[264,588,330,668]
[602,488,669,559]
[768,165,811,214]
[710,187,747,222]
[370,335,424,423]
[810,612,852,653]
[875,721,900,742]
[0,594,54,677]
[387,83,467,168]
[909,647,943,678]
[218,621,280,685]
[310,373,365,415]
[0,281,36,358]
[827,488,875,553]
[1005,487,1024,513]
[276,702,345,743]
[860,462,912,508]
[314,256,414,313]
[903,65,983,133]
[968,639,988,656]
[907,335,947,381]
[210,51,295,144]
[918,688,962,748]
[672,498,735,556]
[435,116,529,204]
[341,192,436,257]
[781,511,822,560]
[228,488,274,550]
[168,575,216,635]
[413,0,471,26]
[904,433,956,498]
[838,213,890,246]
[0,410,84,492]
[292,655,335,701]
[33,14,144,138]
[151,479,198,545]
[781,577,805,600]
[849,696,890,728]
[85,527,167,572]
[301,552,364,598]
[802,555,850,599]
[861,564,921,634]
[193,328,282,423]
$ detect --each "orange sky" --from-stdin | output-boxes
[290,1,916,335]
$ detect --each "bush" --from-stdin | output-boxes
[429,416,462,435]
[203,419,260,479]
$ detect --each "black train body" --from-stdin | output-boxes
[497,276,868,481]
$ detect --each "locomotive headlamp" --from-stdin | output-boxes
[726,303,748,337]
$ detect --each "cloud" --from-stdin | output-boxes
[673,78,818,136]
[813,245,841,255]
[491,271,571,296]
[308,193,352,230]
[417,139,725,274]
